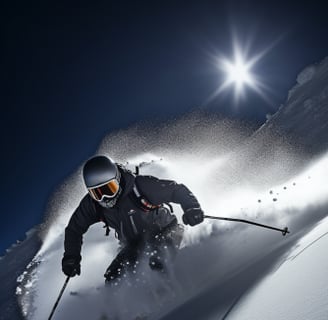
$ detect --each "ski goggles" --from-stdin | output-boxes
[88,179,120,202]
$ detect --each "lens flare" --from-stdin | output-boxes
[217,42,263,104]
[203,35,281,107]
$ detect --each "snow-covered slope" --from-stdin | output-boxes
[227,216,328,320]
[257,56,328,155]
[150,153,328,320]
[0,228,41,320]
[1,55,328,320]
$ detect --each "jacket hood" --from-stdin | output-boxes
[117,166,135,200]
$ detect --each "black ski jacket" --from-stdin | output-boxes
[64,167,201,258]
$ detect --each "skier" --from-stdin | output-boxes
[62,155,204,284]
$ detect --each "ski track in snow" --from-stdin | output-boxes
[226,215,328,320]
[13,115,328,320]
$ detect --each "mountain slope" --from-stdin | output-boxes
[0,228,41,320]
[257,56,328,155]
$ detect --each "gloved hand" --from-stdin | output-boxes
[62,255,81,277]
[182,208,204,226]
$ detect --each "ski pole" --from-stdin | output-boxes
[204,215,290,236]
[48,276,70,320]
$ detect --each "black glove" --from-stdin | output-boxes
[62,255,81,277]
[182,208,204,226]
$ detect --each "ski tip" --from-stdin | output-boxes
[282,227,290,236]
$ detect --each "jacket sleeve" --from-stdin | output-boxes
[136,175,201,212]
[64,194,100,258]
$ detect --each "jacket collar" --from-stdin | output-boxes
[117,166,135,201]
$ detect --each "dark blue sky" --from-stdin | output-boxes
[2,0,328,255]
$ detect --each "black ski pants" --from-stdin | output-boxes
[104,222,184,283]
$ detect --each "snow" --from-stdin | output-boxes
[227,216,328,320]
[0,227,41,320]
[265,56,328,155]
[287,59,326,100]
[151,152,328,320]
[17,137,328,319]
[297,65,317,85]
[1,56,328,320]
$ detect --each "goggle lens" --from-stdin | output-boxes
[88,179,120,201]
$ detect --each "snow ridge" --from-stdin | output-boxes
[259,56,328,156]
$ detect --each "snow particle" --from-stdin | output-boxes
[16,287,22,295]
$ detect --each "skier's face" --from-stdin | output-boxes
[98,187,122,208]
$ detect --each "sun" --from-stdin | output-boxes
[203,37,275,107]
[218,45,259,102]
[222,53,254,93]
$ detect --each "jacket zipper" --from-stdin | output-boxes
[128,211,138,235]
[119,221,125,241]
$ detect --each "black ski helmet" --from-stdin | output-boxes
[83,155,122,208]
